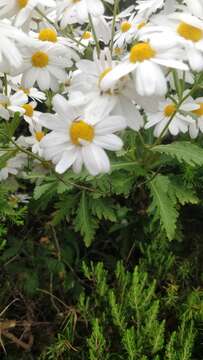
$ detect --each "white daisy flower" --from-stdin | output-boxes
[38,94,126,176]
[145,96,199,137]
[57,0,106,27]
[21,44,68,91]
[0,90,28,120]
[30,27,79,65]
[9,74,47,102]
[70,49,144,131]
[77,30,94,47]
[100,38,188,97]
[114,14,147,48]
[25,121,45,156]
[167,12,203,71]
[188,98,203,138]
[21,100,41,126]
[20,86,46,102]
[0,0,56,28]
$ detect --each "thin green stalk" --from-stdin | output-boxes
[110,0,120,54]
[4,73,8,97]
[88,13,100,57]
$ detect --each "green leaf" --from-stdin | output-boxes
[111,160,140,171]
[90,198,117,222]
[34,182,56,200]
[152,142,203,167]
[170,178,198,205]
[52,194,78,225]
[74,191,98,247]
[148,175,178,240]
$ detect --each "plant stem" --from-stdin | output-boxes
[88,13,100,57]
[110,0,120,54]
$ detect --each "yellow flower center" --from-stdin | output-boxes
[121,21,132,33]
[137,21,146,30]
[17,0,28,9]
[82,31,92,39]
[129,42,156,63]
[22,104,34,117]
[192,102,203,117]
[114,47,123,56]
[98,67,112,85]
[70,121,94,145]
[72,0,80,3]
[164,104,177,117]
[32,51,49,68]
[38,28,58,43]
[177,22,203,42]
[35,131,45,142]
[19,87,30,95]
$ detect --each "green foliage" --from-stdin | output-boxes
[148,174,178,240]
[1,135,203,359]
[74,191,98,247]
[152,142,203,167]
[40,261,201,360]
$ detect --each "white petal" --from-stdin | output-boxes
[153,58,189,71]
[100,62,137,91]
[82,143,110,175]
[94,134,123,151]
[55,149,77,174]
[95,115,126,135]
[38,113,68,130]
[40,132,69,147]
[135,61,167,96]
[86,0,104,16]
[52,94,77,121]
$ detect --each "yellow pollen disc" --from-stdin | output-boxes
[35,131,45,142]
[177,22,203,42]
[114,47,123,56]
[82,31,92,39]
[137,21,146,30]
[129,42,156,63]
[121,21,132,33]
[70,120,94,145]
[98,67,112,84]
[22,104,34,117]
[19,87,30,95]
[164,104,177,117]
[192,102,203,117]
[72,0,80,3]
[39,28,57,43]
[17,0,28,9]
[32,51,49,68]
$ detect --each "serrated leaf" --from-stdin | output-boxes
[34,182,56,200]
[148,175,178,240]
[90,198,117,222]
[52,194,78,225]
[152,142,203,167]
[74,191,98,247]
[170,178,198,205]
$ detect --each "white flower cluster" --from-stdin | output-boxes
[0,0,203,179]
